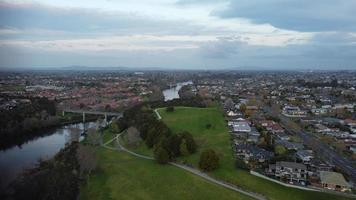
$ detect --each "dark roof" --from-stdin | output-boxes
[276,161,307,170]
[236,144,274,159]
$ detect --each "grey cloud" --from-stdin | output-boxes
[197,33,356,69]
[176,0,227,6]
[0,2,201,37]
[214,0,356,32]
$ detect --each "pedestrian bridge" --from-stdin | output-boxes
[62,109,123,123]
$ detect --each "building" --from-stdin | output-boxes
[275,140,304,150]
[235,143,274,163]
[282,106,307,117]
[232,122,251,133]
[268,161,307,183]
[296,150,314,164]
[319,171,351,192]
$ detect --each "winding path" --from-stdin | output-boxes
[102,134,266,200]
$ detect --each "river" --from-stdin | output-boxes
[0,122,97,190]
[162,81,193,101]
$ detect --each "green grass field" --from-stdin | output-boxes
[157,106,352,200]
[80,147,253,200]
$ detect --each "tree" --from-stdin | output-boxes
[179,131,197,154]
[87,128,101,146]
[199,149,219,171]
[125,126,141,146]
[154,145,170,164]
[180,139,190,156]
[166,106,175,112]
[79,103,85,109]
[110,119,120,133]
[274,145,287,155]
[235,158,249,170]
[76,144,97,176]
[167,134,182,157]
[224,98,234,110]
[105,104,111,111]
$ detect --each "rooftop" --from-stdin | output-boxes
[320,171,350,187]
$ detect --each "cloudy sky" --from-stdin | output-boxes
[0,0,356,70]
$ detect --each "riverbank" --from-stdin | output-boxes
[0,120,98,191]
[162,81,192,101]
[0,115,99,151]
[1,143,80,200]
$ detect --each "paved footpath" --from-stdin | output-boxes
[102,134,266,200]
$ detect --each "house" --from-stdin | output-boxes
[260,120,284,134]
[319,171,351,192]
[344,119,356,134]
[246,105,259,111]
[349,145,356,153]
[268,161,308,183]
[314,124,331,134]
[296,150,314,164]
[232,122,251,133]
[344,119,356,126]
[276,133,290,141]
[309,161,333,173]
[311,108,328,115]
[275,140,304,150]
[247,129,260,143]
[235,143,274,163]
[227,110,239,117]
[282,106,307,117]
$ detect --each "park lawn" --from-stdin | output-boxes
[157,106,352,200]
[79,147,253,200]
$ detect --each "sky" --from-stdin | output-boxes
[0,0,356,70]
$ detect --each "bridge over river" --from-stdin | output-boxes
[62,109,123,123]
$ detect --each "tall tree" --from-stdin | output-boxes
[180,139,189,156]
[154,145,170,164]
[199,149,219,172]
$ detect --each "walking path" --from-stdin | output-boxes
[102,133,266,200]
[154,109,162,120]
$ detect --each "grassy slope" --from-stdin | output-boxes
[157,106,351,200]
[80,147,253,200]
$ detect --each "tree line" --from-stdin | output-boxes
[114,104,197,164]
[2,137,99,200]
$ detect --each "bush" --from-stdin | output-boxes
[206,123,212,129]
[199,149,219,171]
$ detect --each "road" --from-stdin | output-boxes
[263,106,356,183]
[102,134,266,200]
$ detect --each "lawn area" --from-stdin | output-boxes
[80,147,253,200]
[157,106,352,200]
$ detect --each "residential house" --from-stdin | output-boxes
[319,171,351,192]
[275,140,304,151]
[268,161,308,183]
[235,143,274,163]
[296,150,314,164]
[282,106,307,117]
[232,122,251,133]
